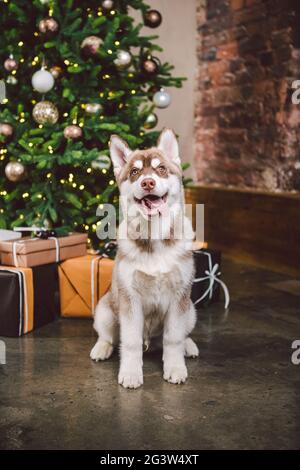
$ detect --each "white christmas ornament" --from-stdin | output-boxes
[113,50,132,70]
[102,0,114,10]
[32,68,54,93]
[153,89,171,108]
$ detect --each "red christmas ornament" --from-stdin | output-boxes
[141,58,159,75]
[38,17,59,37]
[4,56,18,72]
[81,36,102,58]
[0,123,14,139]
[144,10,162,28]
[64,125,83,140]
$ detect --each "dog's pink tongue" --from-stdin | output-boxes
[141,196,168,216]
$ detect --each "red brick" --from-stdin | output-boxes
[216,41,239,59]
[230,0,244,11]
[194,0,299,191]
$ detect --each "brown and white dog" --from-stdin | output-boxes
[90,128,198,389]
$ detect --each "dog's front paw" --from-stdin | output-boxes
[118,368,143,389]
[90,340,113,361]
[163,364,188,384]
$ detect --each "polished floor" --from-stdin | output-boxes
[0,258,300,450]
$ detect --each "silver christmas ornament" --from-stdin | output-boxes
[85,103,102,114]
[32,67,55,93]
[32,100,59,124]
[143,113,158,129]
[91,154,111,170]
[5,161,26,182]
[114,50,132,70]
[153,89,171,108]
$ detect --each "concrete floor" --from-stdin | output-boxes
[0,258,300,450]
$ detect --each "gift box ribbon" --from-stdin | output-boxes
[193,250,230,309]
[90,242,116,314]
[11,236,60,266]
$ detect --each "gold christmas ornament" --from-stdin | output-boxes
[32,100,59,124]
[63,124,83,140]
[4,56,18,72]
[85,103,102,114]
[6,75,18,85]
[0,123,14,138]
[50,65,63,79]
[114,50,132,70]
[38,17,59,36]
[81,36,102,57]
[43,218,52,229]
[5,161,26,182]
[143,113,158,129]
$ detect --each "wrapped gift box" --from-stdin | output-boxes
[58,254,114,318]
[0,232,87,268]
[191,249,229,309]
[0,229,22,241]
[0,264,58,337]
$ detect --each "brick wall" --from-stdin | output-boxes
[194,0,300,191]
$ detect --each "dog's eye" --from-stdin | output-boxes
[158,165,167,175]
[130,168,139,177]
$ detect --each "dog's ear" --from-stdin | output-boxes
[109,135,132,177]
[157,128,180,166]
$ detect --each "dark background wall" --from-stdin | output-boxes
[194,0,300,191]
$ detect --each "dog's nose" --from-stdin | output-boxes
[141,178,156,191]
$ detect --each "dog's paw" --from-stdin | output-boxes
[184,337,199,358]
[118,368,143,389]
[163,364,188,384]
[90,340,113,361]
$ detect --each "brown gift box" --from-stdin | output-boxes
[0,232,87,268]
[58,255,114,318]
[0,263,58,337]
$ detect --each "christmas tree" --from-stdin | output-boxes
[0,0,184,246]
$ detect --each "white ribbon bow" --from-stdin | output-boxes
[193,252,230,309]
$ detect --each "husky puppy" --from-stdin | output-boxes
[90,128,198,389]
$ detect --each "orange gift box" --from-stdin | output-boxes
[58,255,114,318]
[0,232,87,268]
